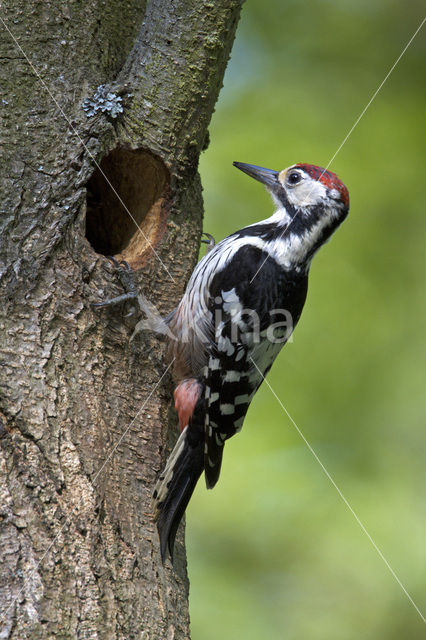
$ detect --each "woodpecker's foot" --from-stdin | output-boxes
[92,257,139,316]
[201,232,216,253]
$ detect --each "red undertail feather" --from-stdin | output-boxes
[174,378,203,432]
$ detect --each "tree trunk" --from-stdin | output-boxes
[0,1,243,637]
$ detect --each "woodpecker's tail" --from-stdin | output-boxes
[153,425,204,563]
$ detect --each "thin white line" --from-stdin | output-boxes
[326,16,425,169]
[0,15,176,284]
[250,357,426,624]
[3,358,175,620]
[249,16,425,284]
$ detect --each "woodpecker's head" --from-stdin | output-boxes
[233,161,349,269]
[234,161,348,209]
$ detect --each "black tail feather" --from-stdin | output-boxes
[204,445,224,490]
[154,428,204,563]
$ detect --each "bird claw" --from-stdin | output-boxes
[201,232,216,253]
[91,256,139,311]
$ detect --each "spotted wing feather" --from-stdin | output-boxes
[202,244,308,488]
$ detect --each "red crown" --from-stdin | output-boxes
[295,164,349,208]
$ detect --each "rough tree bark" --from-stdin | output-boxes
[0,1,243,638]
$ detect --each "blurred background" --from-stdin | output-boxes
[187,1,425,638]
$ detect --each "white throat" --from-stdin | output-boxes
[267,203,341,271]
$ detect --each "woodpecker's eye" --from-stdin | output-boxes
[287,171,302,185]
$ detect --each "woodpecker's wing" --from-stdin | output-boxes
[202,242,307,488]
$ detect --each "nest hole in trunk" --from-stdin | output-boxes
[85,148,169,268]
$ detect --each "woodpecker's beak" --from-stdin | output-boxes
[233,162,279,187]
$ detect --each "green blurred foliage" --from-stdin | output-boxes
[186,1,425,638]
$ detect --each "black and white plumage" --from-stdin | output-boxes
[153,161,349,561]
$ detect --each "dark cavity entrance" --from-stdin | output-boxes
[85,148,169,267]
